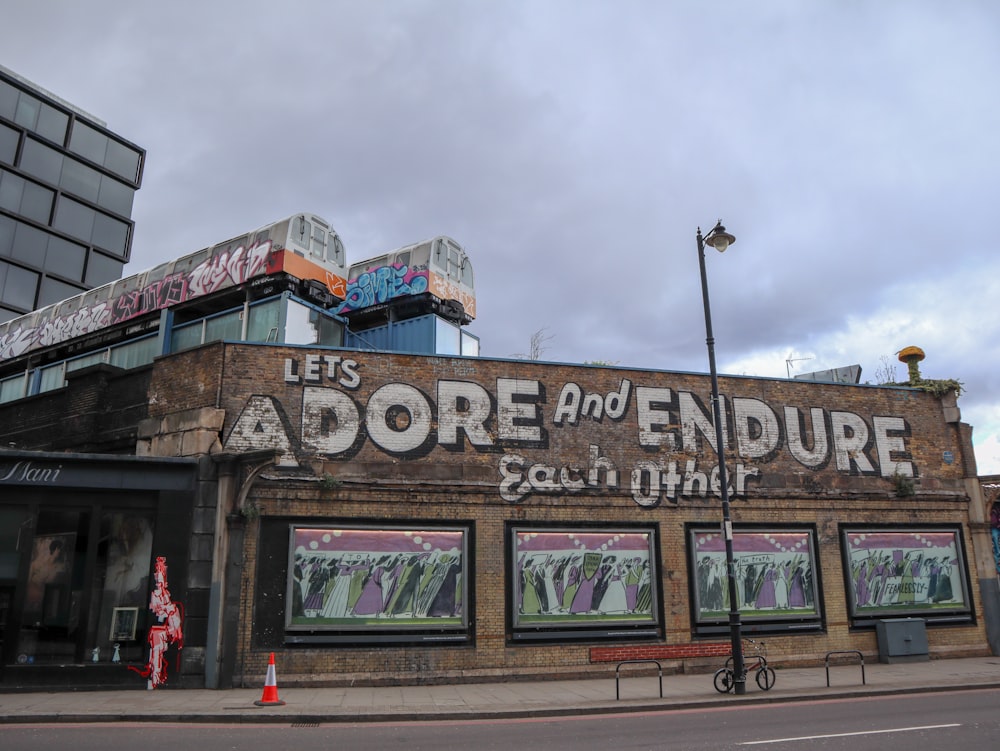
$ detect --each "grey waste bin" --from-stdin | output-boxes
[876,617,929,663]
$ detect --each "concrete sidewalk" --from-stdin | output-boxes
[2,656,1000,724]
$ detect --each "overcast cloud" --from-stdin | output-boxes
[4,1,999,473]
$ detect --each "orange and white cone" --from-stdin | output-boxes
[254,652,286,706]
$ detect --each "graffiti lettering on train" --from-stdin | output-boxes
[221,355,919,506]
[0,241,274,359]
[338,264,429,314]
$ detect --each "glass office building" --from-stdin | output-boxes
[0,65,144,324]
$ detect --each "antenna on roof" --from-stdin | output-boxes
[786,354,814,379]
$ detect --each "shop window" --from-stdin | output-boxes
[687,525,823,636]
[14,509,154,667]
[91,513,154,664]
[508,524,662,642]
[18,510,90,664]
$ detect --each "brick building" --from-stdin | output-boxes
[1,337,996,690]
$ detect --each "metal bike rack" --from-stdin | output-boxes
[824,650,866,687]
[615,659,663,700]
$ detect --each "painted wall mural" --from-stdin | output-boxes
[510,527,657,629]
[286,526,468,631]
[842,528,969,618]
[689,528,820,627]
[222,352,942,506]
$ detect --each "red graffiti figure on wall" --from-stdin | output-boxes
[129,556,184,689]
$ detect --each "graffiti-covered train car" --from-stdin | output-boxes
[337,236,475,329]
[0,213,348,362]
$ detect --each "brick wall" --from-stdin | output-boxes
[141,343,988,686]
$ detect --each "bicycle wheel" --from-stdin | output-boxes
[756,666,776,691]
[714,668,735,693]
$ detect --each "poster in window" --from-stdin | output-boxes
[510,527,657,628]
[25,533,74,624]
[110,606,139,641]
[842,528,970,618]
[689,527,820,624]
[286,525,468,631]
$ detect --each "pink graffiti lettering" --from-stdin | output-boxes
[188,241,272,296]
[110,275,188,324]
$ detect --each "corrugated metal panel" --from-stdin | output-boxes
[345,315,437,354]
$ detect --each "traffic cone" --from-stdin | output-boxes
[254,652,286,706]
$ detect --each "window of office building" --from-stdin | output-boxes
[20,138,135,218]
[44,235,86,282]
[68,121,141,184]
[11,220,49,265]
[38,276,83,308]
[0,261,38,310]
[84,249,122,286]
[0,122,18,165]
[53,197,129,257]
[0,169,54,224]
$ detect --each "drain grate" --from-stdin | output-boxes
[292,722,320,728]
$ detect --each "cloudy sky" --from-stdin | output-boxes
[5,1,999,473]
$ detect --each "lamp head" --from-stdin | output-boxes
[705,222,735,253]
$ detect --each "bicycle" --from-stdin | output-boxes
[713,638,776,693]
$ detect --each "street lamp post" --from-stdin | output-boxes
[696,221,746,695]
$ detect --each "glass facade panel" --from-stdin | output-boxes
[0,80,18,120]
[97,176,134,216]
[13,94,40,130]
[68,121,107,165]
[65,349,108,372]
[435,316,461,355]
[170,321,203,353]
[91,210,128,255]
[0,372,27,403]
[204,309,242,343]
[36,104,68,144]
[60,157,101,202]
[38,276,83,308]
[12,222,48,265]
[0,261,38,309]
[0,123,17,165]
[53,197,95,243]
[19,138,62,185]
[37,362,66,392]
[21,179,54,223]
[84,250,122,286]
[104,139,141,183]
[0,215,13,256]
[247,298,281,342]
[110,335,159,369]
[44,235,86,281]
[0,170,22,213]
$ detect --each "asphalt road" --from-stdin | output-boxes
[5,688,998,750]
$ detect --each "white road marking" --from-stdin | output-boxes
[740,723,961,745]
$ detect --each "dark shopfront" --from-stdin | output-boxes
[0,450,196,689]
